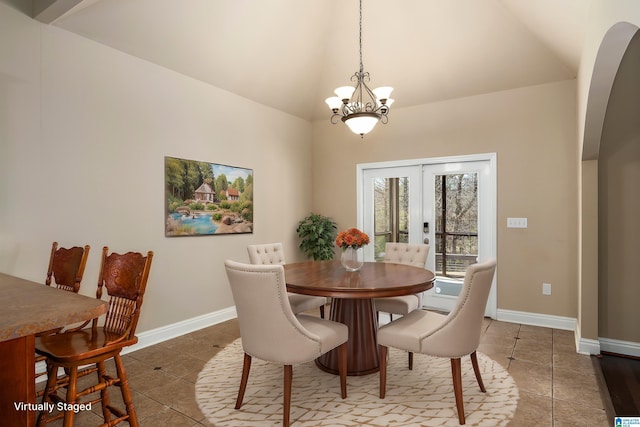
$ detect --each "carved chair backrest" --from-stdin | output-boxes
[46,242,90,293]
[95,246,154,341]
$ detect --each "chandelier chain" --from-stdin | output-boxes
[359,0,363,74]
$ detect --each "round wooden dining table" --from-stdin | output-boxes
[284,260,435,376]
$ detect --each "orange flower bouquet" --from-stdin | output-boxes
[336,228,370,250]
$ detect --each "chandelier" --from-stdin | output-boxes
[325,0,393,137]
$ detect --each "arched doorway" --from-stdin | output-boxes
[582,22,640,357]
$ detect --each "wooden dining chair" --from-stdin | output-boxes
[35,246,153,427]
[247,243,326,318]
[374,242,429,320]
[377,259,496,425]
[36,242,91,380]
[225,260,348,427]
[45,242,91,293]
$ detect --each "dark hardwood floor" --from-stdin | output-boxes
[598,352,640,416]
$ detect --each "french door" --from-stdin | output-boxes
[361,166,422,262]
[358,154,496,317]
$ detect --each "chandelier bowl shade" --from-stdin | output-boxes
[342,112,380,136]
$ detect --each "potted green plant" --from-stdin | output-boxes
[296,213,337,260]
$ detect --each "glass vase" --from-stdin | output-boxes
[341,247,364,272]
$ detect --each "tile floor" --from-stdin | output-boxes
[37,315,611,426]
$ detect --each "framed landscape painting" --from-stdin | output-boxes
[165,156,253,236]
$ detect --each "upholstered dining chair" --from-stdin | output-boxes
[224,260,348,427]
[374,242,429,320]
[36,246,153,427]
[247,243,327,318]
[36,242,91,380]
[377,259,497,425]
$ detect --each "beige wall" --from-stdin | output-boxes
[0,5,313,333]
[579,160,599,341]
[597,30,640,343]
[311,80,579,318]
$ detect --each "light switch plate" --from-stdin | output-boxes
[507,218,528,228]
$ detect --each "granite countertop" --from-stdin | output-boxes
[0,272,108,342]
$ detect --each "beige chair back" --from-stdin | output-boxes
[419,259,496,357]
[224,260,327,365]
[247,243,286,265]
[383,243,429,268]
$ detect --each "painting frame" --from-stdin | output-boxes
[165,156,253,237]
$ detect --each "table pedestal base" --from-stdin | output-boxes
[316,298,379,376]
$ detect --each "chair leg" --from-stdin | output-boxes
[337,342,347,399]
[450,358,465,425]
[320,304,325,319]
[470,351,486,392]
[284,365,293,427]
[408,352,413,370]
[235,353,252,409]
[379,345,388,398]
[114,353,138,427]
[63,366,79,427]
[37,363,58,426]
[97,361,111,423]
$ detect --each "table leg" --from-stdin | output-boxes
[0,335,36,426]
[316,298,379,376]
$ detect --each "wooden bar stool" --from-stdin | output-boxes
[36,246,153,427]
[35,242,90,382]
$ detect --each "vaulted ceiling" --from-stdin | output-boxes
[10,0,589,121]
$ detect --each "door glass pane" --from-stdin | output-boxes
[398,177,409,244]
[435,173,478,279]
[373,177,410,261]
[373,178,391,260]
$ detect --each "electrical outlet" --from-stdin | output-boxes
[542,283,552,295]
[507,217,528,228]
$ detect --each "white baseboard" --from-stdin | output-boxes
[123,305,237,354]
[577,337,601,355]
[496,309,577,331]
[495,309,640,356]
[35,305,238,381]
[496,309,587,354]
[599,337,640,358]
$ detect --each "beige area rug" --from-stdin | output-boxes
[196,339,518,426]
